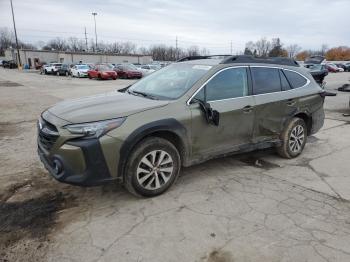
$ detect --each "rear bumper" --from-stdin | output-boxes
[310,107,325,135]
[38,138,115,186]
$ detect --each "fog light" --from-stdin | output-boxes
[53,159,63,175]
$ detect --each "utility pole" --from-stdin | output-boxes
[175,36,178,60]
[10,0,21,68]
[84,27,88,51]
[92,12,98,51]
[230,41,233,55]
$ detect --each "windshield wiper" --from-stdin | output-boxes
[128,90,159,100]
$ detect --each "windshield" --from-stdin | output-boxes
[129,63,212,100]
[126,64,138,70]
[77,65,89,69]
[309,64,322,70]
[97,65,110,71]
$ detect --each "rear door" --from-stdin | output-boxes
[250,66,286,142]
[189,67,255,158]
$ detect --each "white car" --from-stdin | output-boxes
[138,64,159,76]
[44,63,62,74]
[71,64,90,78]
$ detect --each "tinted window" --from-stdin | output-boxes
[206,68,248,101]
[279,70,291,91]
[251,67,281,95]
[283,70,307,89]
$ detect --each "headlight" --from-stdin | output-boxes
[64,118,126,138]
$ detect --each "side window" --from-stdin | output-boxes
[279,70,292,91]
[193,88,205,101]
[283,70,307,89]
[205,67,248,101]
[251,67,281,95]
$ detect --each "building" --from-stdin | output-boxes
[5,49,153,68]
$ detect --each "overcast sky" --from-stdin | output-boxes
[0,0,349,54]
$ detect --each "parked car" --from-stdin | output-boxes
[138,64,159,77]
[87,64,117,80]
[56,64,70,76]
[344,62,350,72]
[44,63,62,74]
[71,64,90,78]
[335,63,346,71]
[325,63,340,73]
[37,55,330,197]
[307,64,328,85]
[2,60,18,69]
[114,64,142,79]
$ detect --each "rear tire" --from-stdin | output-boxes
[124,137,181,197]
[98,74,102,80]
[277,117,307,159]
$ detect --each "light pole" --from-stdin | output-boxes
[10,0,21,68]
[92,12,98,51]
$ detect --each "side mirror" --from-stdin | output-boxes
[192,98,220,126]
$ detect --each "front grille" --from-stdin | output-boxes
[38,118,59,151]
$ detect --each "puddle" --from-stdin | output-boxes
[0,191,74,249]
[0,81,23,87]
[239,157,280,170]
[203,249,234,262]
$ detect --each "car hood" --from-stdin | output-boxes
[48,91,169,123]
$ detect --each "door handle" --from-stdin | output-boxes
[286,99,296,106]
[243,105,254,113]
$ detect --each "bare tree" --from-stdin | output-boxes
[0,27,15,55]
[286,44,302,58]
[67,37,85,52]
[255,37,271,57]
[187,45,200,56]
[43,37,68,51]
[320,44,328,56]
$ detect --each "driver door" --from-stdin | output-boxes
[189,67,255,158]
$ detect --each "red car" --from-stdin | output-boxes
[88,65,117,80]
[115,64,142,79]
[325,64,339,73]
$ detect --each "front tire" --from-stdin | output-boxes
[277,117,307,159]
[124,137,181,197]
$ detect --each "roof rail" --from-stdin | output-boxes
[220,55,300,67]
[176,55,231,62]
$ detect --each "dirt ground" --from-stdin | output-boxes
[0,68,350,262]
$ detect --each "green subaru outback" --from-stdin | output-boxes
[38,55,326,197]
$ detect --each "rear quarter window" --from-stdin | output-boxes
[251,67,281,95]
[283,70,308,89]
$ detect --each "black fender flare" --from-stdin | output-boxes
[117,118,190,181]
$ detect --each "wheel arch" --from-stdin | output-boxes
[294,112,312,135]
[117,119,190,182]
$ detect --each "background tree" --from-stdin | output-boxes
[0,27,15,56]
[295,51,310,61]
[268,38,288,57]
[286,44,302,58]
[325,46,350,60]
[42,37,68,51]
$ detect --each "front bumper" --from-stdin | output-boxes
[38,137,115,186]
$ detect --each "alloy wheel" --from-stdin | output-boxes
[289,125,305,153]
[136,150,174,191]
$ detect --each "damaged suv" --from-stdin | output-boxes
[38,55,326,197]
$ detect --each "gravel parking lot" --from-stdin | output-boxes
[1,69,350,262]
